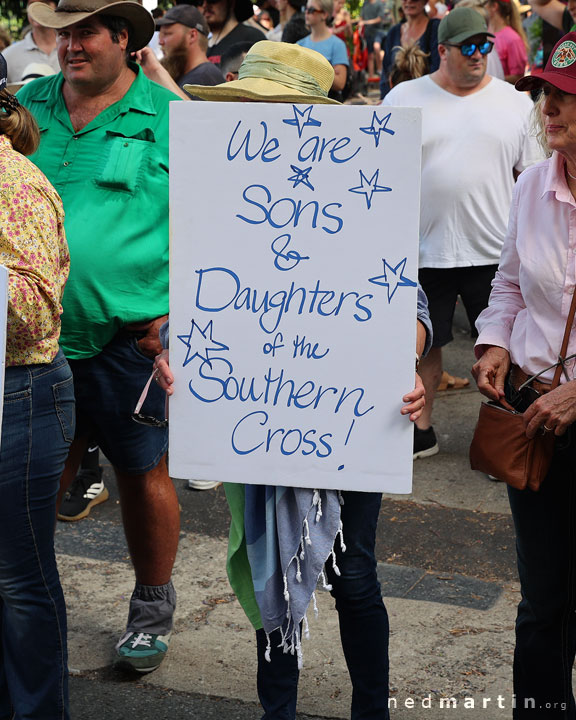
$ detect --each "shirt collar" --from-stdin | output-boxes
[30,63,157,118]
[543,151,576,205]
[23,32,39,50]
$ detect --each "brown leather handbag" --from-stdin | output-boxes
[469,291,576,491]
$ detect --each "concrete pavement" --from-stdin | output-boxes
[57,305,521,719]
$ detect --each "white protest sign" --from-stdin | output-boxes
[0,265,8,445]
[169,103,421,493]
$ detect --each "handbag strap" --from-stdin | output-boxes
[551,289,576,389]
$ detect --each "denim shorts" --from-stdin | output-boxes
[67,332,168,474]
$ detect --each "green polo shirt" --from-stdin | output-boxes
[18,66,180,360]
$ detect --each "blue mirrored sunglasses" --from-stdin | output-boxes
[444,40,494,56]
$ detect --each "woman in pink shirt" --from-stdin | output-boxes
[473,32,576,718]
[487,0,528,83]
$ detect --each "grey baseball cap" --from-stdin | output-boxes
[155,5,209,35]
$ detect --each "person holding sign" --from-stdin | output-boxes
[0,54,73,718]
[157,40,432,720]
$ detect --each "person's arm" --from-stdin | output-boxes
[505,73,525,84]
[416,284,432,357]
[401,286,432,422]
[332,64,348,91]
[401,318,427,422]
[471,346,511,403]
[502,35,528,85]
[134,47,192,101]
[528,0,566,30]
[154,348,174,395]
[125,315,170,358]
[2,184,66,348]
[523,377,576,437]
[360,15,383,26]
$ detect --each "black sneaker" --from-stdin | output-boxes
[413,426,439,459]
[58,467,109,521]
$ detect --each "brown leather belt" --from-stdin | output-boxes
[509,364,552,395]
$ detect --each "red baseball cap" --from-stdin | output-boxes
[516,32,576,94]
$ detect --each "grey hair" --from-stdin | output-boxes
[532,90,551,157]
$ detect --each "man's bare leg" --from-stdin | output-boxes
[115,454,179,585]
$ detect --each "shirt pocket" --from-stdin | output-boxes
[94,129,155,194]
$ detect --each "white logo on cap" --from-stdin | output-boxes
[552,40,576,68]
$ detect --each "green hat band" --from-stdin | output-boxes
[238,54,328,98]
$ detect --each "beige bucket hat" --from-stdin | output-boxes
[184,41,341,104]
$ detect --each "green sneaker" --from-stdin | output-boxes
[114,631,171,674]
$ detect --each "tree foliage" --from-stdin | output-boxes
[0,0,27,35]
[348,0,362,18]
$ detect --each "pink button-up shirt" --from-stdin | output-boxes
[475,151,576,383]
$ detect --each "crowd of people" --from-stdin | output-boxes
[2,0,576,717]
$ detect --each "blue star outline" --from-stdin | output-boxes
[348,169,391,209]
[368,257,417,303]
[359,111,395,148]
[282,105,322,138]
[287,164,314,190]
[177,319,229,367]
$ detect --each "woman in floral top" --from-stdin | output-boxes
[0,52,74,719]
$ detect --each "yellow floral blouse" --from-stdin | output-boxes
[0,134,69,366]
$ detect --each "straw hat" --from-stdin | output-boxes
[184,41,341,104]
[28,0,155,51]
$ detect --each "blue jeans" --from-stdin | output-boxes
[0,351,74,720]
[257,491,389,720]
[508,442,576,719]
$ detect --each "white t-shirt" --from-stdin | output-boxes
[382,75,542,268]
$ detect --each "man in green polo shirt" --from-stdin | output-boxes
[18,0,181,674]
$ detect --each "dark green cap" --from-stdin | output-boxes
[438,7,494,44]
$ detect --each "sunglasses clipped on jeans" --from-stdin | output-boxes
[444,41,494,56]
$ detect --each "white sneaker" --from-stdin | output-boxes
[187,478,222,491]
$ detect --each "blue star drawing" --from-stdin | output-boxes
[348,169,391,209]
[359,111,395,148]
[177,319,229,367]
[282,105,322,138]
[287,164,314,190]
[368,258,417,303]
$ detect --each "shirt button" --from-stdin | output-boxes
[123,142,129,147]
[63,161,69,166]
[73,136,78,140]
